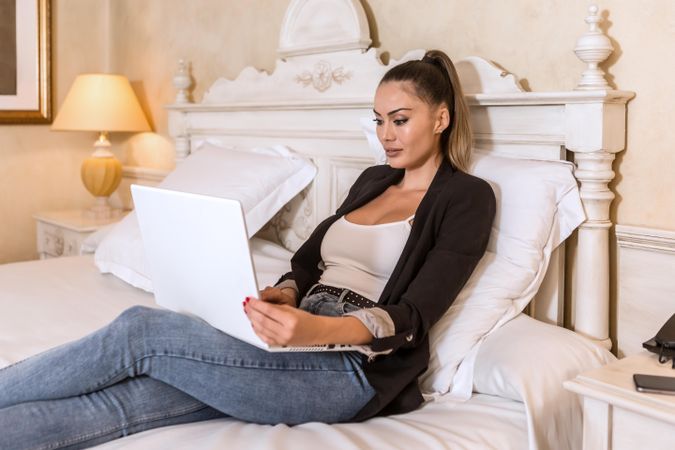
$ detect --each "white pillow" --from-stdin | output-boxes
[95,144,316,291]
[473,314,615,450]
[359,119,585,396]
[420,151,585,396]
[359,117,387,164]
[80,222,116,254]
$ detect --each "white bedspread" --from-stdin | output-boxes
[0,242,529,449]
[96,394,527,450]
[0,239,292,367]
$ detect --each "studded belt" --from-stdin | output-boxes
[307,284,378,309]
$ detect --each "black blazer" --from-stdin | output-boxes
[277,158,496,421]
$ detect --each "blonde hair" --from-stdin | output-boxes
[379,50,472,171]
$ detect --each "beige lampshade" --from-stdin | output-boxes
[52,74,151,132]
[52,73,150,219]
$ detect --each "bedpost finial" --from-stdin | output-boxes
[574,4,613,90]
[585,4,602,34]
[173,59,193,104]
[587,4,600,25]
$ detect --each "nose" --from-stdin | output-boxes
[381,121,395,142]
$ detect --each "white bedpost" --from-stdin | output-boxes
[573,5,613,90]
[169,59,193,162]
[566,5,634,350]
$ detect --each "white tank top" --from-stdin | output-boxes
[318,215,413,302]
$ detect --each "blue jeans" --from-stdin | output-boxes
[0,293,375,450]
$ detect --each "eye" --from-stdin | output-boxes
[373,118,383,126]
[393,118,408,126]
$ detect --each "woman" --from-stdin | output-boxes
[0,50,495,449]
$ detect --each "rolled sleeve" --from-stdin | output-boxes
[274,279,299,294]
[344,307,395,339]
[344,307,396,359]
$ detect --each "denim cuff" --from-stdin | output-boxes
[344,307,395,339]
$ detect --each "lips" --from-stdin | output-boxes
[384,148,402,157]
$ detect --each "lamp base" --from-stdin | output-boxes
[81,132,123,220]
[81,135,123,198]
[85,197,123,220]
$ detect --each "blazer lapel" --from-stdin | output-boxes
[378,159,455,303]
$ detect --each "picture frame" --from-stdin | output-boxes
[0,0,51,124]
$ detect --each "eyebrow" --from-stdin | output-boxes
[373,107,413,116]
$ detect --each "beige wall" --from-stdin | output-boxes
[108,0,291,138]
[0,0,110,263]
[2,0,674,263]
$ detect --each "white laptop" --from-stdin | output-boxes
[131,184,361,353]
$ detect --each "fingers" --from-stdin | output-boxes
[245,299,289,345]
[247,299,285,324]
[250,319,282,346]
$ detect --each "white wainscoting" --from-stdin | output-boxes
[616,225,675,357]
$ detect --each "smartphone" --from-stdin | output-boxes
[633,373,675,395]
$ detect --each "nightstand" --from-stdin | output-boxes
[33,209,125,259]
[564,351,675,450]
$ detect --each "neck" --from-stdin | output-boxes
[399,153,442,191]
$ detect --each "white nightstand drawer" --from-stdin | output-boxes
[612,407,674,450]
[37,221,64,257]
[36,222,84,258]
[34,209,126,259]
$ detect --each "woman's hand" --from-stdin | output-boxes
[258,286,298,308]
[244,298,325,346]
[244,298,374,347]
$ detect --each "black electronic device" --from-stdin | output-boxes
[643,313,675,367]
[633,373,675,395]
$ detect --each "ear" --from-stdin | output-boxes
[434,106,450,134]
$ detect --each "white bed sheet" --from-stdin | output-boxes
[0,238,293,367]
[96,394,527,450]
[0,239,529,449]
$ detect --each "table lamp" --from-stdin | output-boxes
[52,74,151,219]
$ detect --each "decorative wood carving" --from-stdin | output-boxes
[574,5,614,90]
[455,57,524,95]
[295,60,353,92]
[199,48,421,106]
[173,60,193,104]
[278,0,371,58]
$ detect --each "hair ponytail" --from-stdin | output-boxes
[380,50,472,172]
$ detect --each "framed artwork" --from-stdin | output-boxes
[0,0,51,124]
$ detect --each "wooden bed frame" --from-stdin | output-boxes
[125,0,633,350]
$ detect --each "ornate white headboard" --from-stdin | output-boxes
[155,1,633,350]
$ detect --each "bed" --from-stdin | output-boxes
[1,1,634,449]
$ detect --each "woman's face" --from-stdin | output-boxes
[373,81,449,170]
